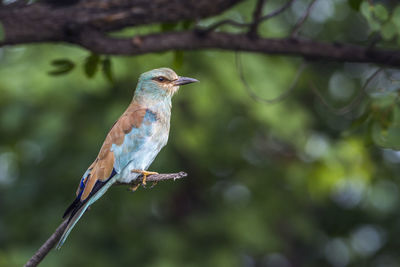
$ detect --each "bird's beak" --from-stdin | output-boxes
[173,76,199,86]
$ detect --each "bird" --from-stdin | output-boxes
[56,68,198,249]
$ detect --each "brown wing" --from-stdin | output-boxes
[79,103,148,201]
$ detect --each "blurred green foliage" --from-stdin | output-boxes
[1,0,400,266]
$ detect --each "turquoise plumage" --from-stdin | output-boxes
[57,68,198,249]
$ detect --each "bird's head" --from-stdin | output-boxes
[136,68,198,99]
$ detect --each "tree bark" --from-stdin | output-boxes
[0,0,400,67]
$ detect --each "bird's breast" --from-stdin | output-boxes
[113,106,171,183]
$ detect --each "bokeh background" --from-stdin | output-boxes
[2,0,400,266]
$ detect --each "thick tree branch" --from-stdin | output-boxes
[2,24,400,67]
[73,31,400,67]
[1,0,399,68]
[24,172,188,267]
[0,0,243,44]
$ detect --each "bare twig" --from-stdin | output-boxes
[258,0,296,21]
[309,68,383,115]
[291,0,318,38]
[24,172,188,267]
[197,0,295,34]
[248,0,267,37]
[236,52,307,104]
[196,19,250,35]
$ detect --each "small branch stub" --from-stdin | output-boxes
[24,171,188,267]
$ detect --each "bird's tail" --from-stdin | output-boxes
[56,178,116,249]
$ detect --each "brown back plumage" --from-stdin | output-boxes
[79,102,148,200]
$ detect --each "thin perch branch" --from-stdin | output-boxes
[115,171,188,186]
[24,220,69,267]
[24,172,188,267]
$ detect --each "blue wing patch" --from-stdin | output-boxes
[63,168,117,219]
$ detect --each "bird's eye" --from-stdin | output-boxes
[152,76,169,83]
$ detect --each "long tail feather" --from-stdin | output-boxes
[56,178,116,249]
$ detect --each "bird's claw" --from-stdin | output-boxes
[129,184,140,192]
[131,169,158,187]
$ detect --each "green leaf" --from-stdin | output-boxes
[392,6,400,28]
[0,22,4,42]
[173,51,184,70]
[102,58,114,84]
[373,124,400,150]
[48,69,74,76]
[360,2,380,31]
[360,2,372,19]
[348,0,362,11]
[381,21,397,40]
[182,20,194,30]
[48,59,75,76]
[160,23,179,32]
[350,111,371,129]
[84,53,100,78]
[50,59,73,66]
[372,106,400,149]
[373,4,389,21]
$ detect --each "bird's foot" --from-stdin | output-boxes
[150,181,158,188]
[129,184,140,192]
[131,169,158,186]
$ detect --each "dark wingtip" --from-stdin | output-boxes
[62,197,80,219]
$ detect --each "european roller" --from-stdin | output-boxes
[57,68,198,248]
